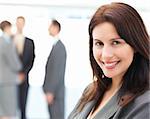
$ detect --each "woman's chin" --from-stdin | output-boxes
[103,73,113,78]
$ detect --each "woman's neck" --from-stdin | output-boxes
[110,77,123,92]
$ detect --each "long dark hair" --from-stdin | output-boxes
[77,2,150,112]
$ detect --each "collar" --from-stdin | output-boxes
[51,35,59,46]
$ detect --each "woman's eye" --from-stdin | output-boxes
[95,42,103,46]
[112,41,120,45]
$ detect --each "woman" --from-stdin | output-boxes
[0,21,22,119]
[68,2,149,119]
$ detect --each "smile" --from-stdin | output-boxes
[102,61,120,69]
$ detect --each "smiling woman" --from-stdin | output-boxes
[92,22,134,80]
[68,2,150,119]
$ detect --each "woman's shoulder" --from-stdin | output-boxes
[135,90,150,104]
[120,89,150,106]
[117,90,150,118]
[68,82,96,119]
[124,90,150,108]
[127,90,150,110]
[83,82,95,93]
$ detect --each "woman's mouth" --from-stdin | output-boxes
[102,61,120,69]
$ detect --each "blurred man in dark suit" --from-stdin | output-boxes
[14,16,35,119]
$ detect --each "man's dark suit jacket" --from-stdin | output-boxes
[18,37,35,119]
[43,40,67,119]
[19,37,35,75]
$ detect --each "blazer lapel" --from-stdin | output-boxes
[70,100,96,119]
[81,100,96,118]
[93,91,120,119]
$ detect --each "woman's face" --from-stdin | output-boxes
[92,22,134,80]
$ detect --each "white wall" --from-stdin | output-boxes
[0,1,149,118]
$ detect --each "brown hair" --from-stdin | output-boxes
[78,2,150,112]
[17,16,25,22]
[51,19,61,32]
[0,20,12,31]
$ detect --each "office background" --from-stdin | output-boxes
[0,0,150,118]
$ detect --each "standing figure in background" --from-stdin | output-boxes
[0,20,22,119]
[43,19,67,119]
[13,16,35,119]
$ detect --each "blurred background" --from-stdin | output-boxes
[0,0,150,118]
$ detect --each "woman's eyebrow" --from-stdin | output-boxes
[93,39,102,42]
[93,37,121,41]
[110,38,126,43]
[93,37,125,43]
[110,37,122,41]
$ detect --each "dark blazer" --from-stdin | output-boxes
[68,85,150,119]
[18,37,35,119]
[43,40,67,119]
[19,37,35,76]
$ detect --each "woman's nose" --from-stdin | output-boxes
[101,46,113,60]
